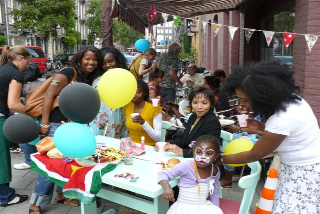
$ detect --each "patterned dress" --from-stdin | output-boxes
[89,76,125,138]
[158,52,180,89]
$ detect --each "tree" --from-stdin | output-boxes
[0,36,8,46]
[86,0,144,48]
[11,0,76,59]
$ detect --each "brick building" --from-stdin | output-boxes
[192,0,320,122]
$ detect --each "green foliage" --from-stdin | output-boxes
[86,0,103,43]
[178,33,197,64]
[86,0,144,47]
[274,8,295,38]
[0,36,8,46]
[11,0,76,37]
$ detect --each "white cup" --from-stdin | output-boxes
[156,142,167,152]
[152,164,163,176]
[152,98,160,107]
[131,113,139,118]
[237,114,249,127]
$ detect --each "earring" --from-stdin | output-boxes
[78,63,81,66]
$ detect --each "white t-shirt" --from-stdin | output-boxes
[265,98,320,165]
[140,58,149,83]
[180,73,204,87]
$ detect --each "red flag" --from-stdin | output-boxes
[150,10,157,21]
[283,33,296,49]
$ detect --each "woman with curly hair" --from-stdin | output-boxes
[89,47,128,137]
[223,61,320,213]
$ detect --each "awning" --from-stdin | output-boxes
[116,0,246,33]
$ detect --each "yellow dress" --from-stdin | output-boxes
[124,102,162,146]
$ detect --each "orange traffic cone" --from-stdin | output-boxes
[255,168,278,214]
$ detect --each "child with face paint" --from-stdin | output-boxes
[158,135,223,214]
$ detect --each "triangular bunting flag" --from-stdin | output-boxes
[245,29,255,43]
[263,31,275,47]
[173,16,181,26]
[228,26,238,40]
[305,35,318,51]
[283,33,296,49]
[150,10,157,21]
[162,13,169,22]
[212,23,221,37]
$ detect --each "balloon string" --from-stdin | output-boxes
[97,149,102,178]
[103,123,109,137]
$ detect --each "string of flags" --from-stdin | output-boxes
[160,13,319,52]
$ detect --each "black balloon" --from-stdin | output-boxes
[59,83,100,124]
[3,114,39,144]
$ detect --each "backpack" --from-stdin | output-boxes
[128,54,144,80]
[21,62,40,83]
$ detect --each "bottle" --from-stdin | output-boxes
[124,138,133,165]
[141,136,145,150]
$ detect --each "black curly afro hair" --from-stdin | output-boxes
[222,61,301,120]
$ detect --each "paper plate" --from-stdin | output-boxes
[219,119,235,126]
[178,100,191,117]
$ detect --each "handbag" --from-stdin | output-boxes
[35,137,56,154]
[25,68,77,117]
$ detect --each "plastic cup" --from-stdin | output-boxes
[156,142,167,152]
[237,114,249,127]
[130,113,139,118]
[152,164,163,176]
[152,99,160,107]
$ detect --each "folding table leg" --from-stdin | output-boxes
[81,201,98,214]
[153,195,169,214]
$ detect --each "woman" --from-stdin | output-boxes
[148,68,164,99]
[160,87,221,158]
[222,61,320,213]
[29,46,101,214]
[129,48,157,82]
[124,80,162,146]
[0,46,30,207]
[90,47,127,137]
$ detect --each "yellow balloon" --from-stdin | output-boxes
[224,138,254,167]
[98,68,137,109]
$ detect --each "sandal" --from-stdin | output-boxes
[220,178,232,189]
[56,198,80,207]
[29,208,42,214]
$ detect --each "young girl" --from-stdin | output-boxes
[158,135,223,214]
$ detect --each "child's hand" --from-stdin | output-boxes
[160,180,175,202]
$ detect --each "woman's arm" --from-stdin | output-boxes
[141,112,162,141]
[8,80,25,113]
[223,131,286,164]
[40,74,69,135]
[139,62,155,76]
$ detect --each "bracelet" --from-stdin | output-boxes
[40,124,50,129]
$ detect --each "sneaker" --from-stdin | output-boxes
[13,162,30,170]
[10,148,23,153]
[0,194,28,207]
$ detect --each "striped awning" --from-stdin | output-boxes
[116,0,246,33]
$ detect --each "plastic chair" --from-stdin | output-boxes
[221,130,233,151]
[220,161,262,214]
[161,121,171,142]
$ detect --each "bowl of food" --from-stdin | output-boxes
[75,147,125,167]
[156,158,181,170]
[219,119,235,126]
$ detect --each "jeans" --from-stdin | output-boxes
[29,122,63,206]
[0,183,15,204]
[224,164,235,172]
[21,144,37,165]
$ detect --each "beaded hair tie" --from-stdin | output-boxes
[193,160,200,195]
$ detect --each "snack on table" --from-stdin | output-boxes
[84,147,125,163]
[156,158,181,170]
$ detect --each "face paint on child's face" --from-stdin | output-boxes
[194,145,215,163]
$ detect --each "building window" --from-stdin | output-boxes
[0,3,2,23]
[168,29,172,33]
[165,29,168,33]
[157,42,160,45]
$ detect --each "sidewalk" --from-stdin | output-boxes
[0,152,263,214]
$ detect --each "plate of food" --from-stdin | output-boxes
[179,100,192,117]
[155,158,181,170]
[219,119,235,126]
[75,147,125,167]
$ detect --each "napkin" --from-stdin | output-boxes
[120,137,145,156]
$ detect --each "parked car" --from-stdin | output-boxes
[0,46,47,75]
[124,55,135,67]
[274,56,293,68]
[54,53,75,66]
